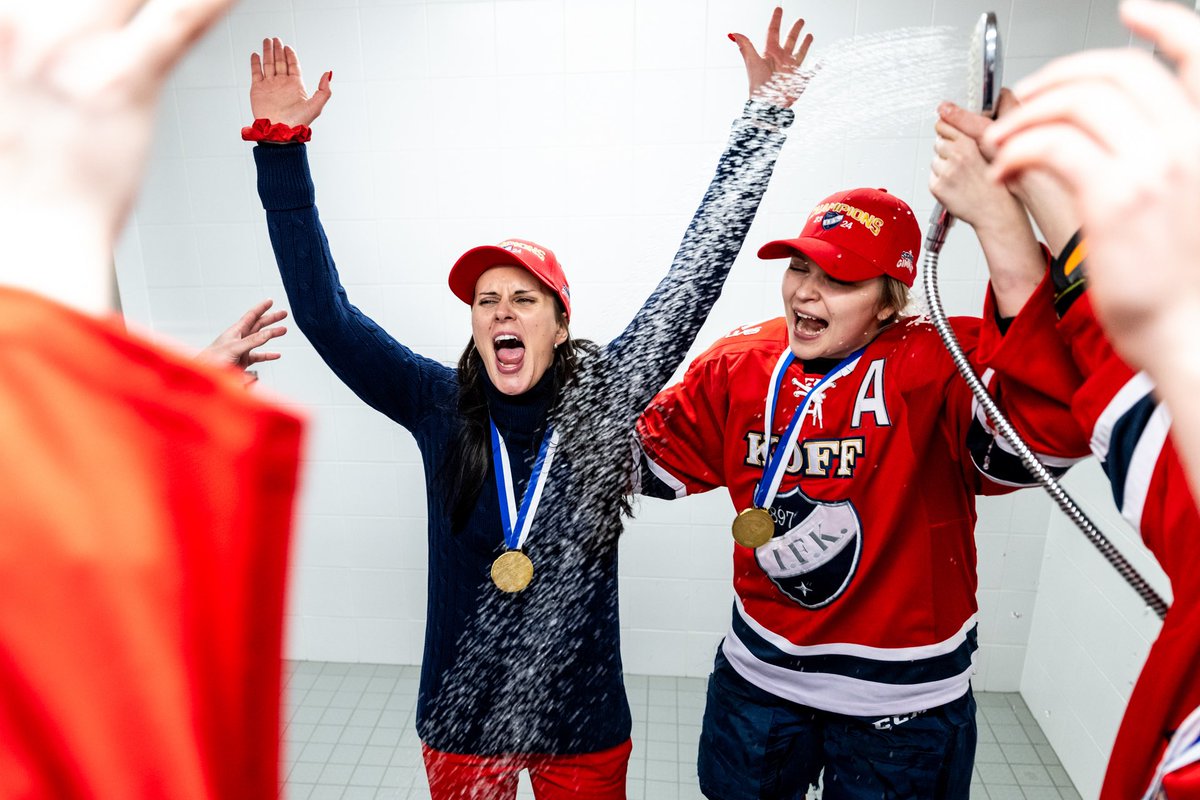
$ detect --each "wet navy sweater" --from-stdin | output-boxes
[253,100,791,755]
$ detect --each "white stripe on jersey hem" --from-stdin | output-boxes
[971,389,1083,470]
[721,633,975,717]
[734,597,977,661]
[640,445,688,499]
[969,369,996,425]
[975,472,1040,489]
[1121,403,1172,536]
[1091,371,1155,461]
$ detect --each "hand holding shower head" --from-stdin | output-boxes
[920,12,1169,619]
[925,13,1003,255]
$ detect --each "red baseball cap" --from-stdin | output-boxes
[757,188,921,288]
[448,238,572,318]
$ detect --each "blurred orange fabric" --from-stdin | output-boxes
[0,288,303,799]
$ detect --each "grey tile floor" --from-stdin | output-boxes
[280,661,1083,800]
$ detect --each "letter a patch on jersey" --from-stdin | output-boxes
[754,486,863,609]
[851,358,890,428]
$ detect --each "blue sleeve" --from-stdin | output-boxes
[253,143,455,432]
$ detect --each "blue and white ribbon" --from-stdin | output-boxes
[752,346,866,510]
[489,421,559,551]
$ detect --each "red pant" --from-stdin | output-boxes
[421,739,632,800]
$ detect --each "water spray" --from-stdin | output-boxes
[924,13,1169,620]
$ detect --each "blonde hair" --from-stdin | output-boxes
[877,276,910,324]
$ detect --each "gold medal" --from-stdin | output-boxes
[491,550,534,593]
[732,507,774,548]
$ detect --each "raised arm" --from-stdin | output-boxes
[0,0,237,314]
[567,9,809,432]
[929,103,1046,318]
[0,3,304,798]
[986,0,1200,376]
[730,6,814,108]
[940,91,1087,325]
[985,0,1200,521]
[925,101,1089,487]
[249,36,331,128]
[247,39,452,430]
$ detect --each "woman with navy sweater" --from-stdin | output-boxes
[246,10,810,799]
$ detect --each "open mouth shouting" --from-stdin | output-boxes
[493,332,526,375]
[792,310,829,341]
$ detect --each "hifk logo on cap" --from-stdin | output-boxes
[896,250,914,273]
[820,210,845,230]
[810,201,885,236]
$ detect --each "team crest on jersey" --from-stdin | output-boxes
[754,485,862,609]
[821,211,845,230]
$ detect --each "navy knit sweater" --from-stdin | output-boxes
[254,100,791,755]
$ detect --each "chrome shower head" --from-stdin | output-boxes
[970,12,1003,117]
[926,12,1004,254]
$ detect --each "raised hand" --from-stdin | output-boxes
[729,7,814,108]
[985,0,1200,371]
[938,93,1079,256]
[0,0,238,314]
[929,103,1022,231]
[929,101,1044,318]
[196,299,289,381]
[249,37,331,127]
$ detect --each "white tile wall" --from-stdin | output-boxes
[116,2,1155,779]
[563,0,636,72]
[634,0,708,71]
[360,7,427,78]
[426,3,497,78]
[1008,0,1091,58]
[1021,459,1170,799]
[135,159,194,225]
[497,1,566,75]
[856,0,936,35]
[186,157,258,223]
[175,17,238,89]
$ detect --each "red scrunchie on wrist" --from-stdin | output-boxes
[241,118,312,144]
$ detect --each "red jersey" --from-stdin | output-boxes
[0,289,303,799]
[637,278,1087,716]
[1054,268,1200,800]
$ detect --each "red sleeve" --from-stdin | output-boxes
[636,344,732,498]
[1057,291,1145,437]
[972,270,1091,459]
[0,289,303,800]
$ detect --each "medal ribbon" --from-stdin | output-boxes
[489,420,558,551]
[752,346,867,510]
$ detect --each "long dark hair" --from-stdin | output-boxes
[442,304,598,533]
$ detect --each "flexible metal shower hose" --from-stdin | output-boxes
[921,248,1169,620]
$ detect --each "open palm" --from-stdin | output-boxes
[0,0,237,312]
[730,7,814,108]
[249,37,331,126]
